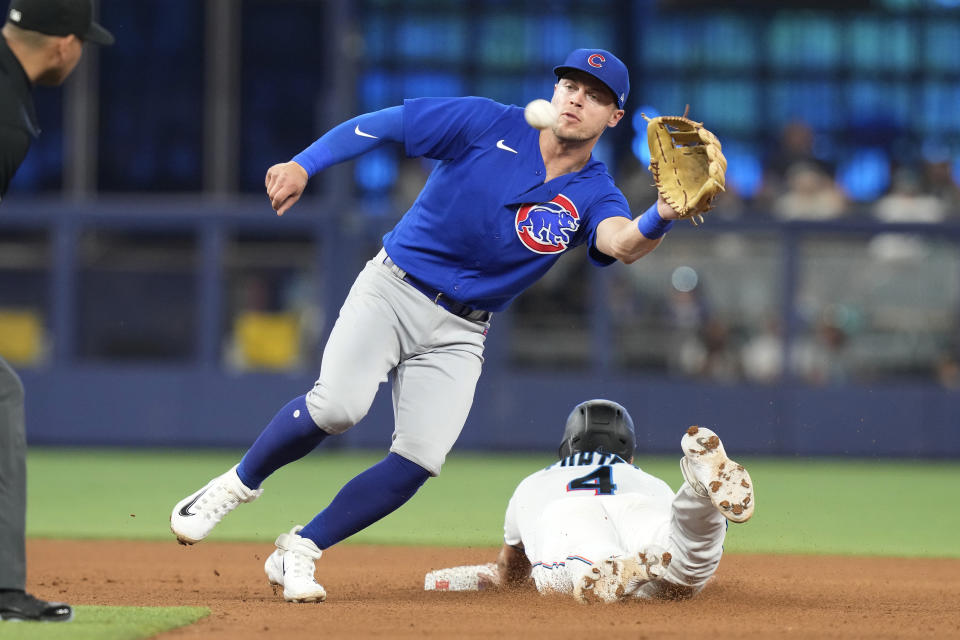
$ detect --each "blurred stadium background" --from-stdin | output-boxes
[2,0,959,457]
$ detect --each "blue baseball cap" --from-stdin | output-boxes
[553,49,629,109]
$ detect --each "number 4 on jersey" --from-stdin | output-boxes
[567,466,617,495]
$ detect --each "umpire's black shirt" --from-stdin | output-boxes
[0,35,40,202]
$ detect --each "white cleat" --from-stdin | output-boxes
[574,547,671,604]
[264,526,327,603]
[170,464,262,545]
[680,426,755,523]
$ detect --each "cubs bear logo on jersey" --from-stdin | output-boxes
[515,194,581,254]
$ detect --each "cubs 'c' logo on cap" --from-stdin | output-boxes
[587,53,605,68]
[515,194,580,254]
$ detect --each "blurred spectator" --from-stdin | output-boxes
[664,277,708,377]
[868,167,946,261]
[740,317,784,384]
[873,167,945,223]
[936,352,960,391]
[607,268,644,322]
[756,120,835,213]
[790,315,851,386]
[772,162,848,221]
[666,282,709,332]
[678,318,742,383]
[224,271,321,372]
[661,273,742,383]
[767,121,834,181]
[921,159,960,217]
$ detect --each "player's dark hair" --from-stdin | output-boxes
[558,399,636,461]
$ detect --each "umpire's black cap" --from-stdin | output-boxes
[6,0,114,45]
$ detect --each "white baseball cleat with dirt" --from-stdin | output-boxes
[170,464,262,545]
[264,526,327,603]
[680,426,754,523]
[574,546,671,604]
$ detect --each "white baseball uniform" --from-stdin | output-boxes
[503,451,728,598]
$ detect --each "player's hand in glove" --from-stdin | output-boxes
[265,161,309,216]
[644,108,726,225]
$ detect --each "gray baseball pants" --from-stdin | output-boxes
[0,356,26,590]
[305,249,490,476]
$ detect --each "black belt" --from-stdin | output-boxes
[383,256,491,323]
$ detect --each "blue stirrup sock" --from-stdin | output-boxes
[236,395,328,490]
[298,452,430,550]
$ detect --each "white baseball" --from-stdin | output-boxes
[524,99,558,130]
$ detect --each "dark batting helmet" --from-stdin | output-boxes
[558,399,636,460]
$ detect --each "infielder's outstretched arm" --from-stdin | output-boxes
[265,106,404,215]
[595,196,680,264]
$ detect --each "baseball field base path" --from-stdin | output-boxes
[27,539,960,639]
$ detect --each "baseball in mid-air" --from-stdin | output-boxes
[524,99,558,130]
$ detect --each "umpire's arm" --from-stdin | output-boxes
[0,124,32,200]
[595,195,680,264]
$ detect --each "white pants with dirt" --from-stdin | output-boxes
[503,453,727,597]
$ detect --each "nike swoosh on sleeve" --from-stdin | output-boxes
[496,139,518,154]
[354,125,379,139]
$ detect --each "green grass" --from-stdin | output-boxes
[0,606,208,639]
[25,448,960,557]
[25,448,545,547]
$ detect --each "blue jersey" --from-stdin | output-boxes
[382,97,632,312]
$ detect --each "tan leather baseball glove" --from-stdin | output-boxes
[644,110,727,223]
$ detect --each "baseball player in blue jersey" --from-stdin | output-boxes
[171,49,722,603]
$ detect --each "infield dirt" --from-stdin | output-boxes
[27,539,960,639]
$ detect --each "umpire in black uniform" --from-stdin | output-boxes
[0,0,111,622]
